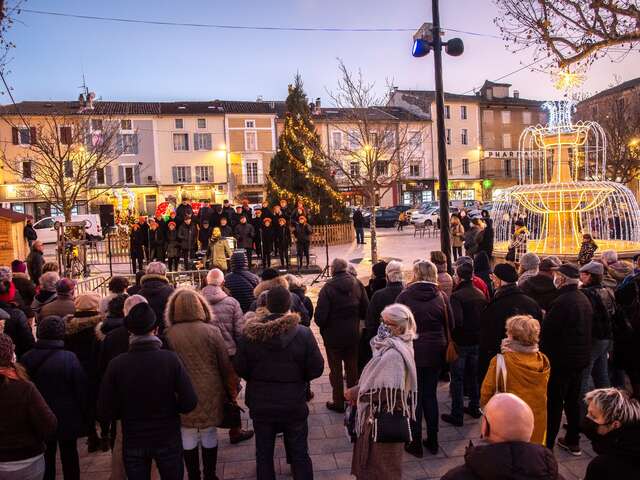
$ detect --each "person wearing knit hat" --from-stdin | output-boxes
[294,215,312,270]
[166,287,243,475]
[225,251,260,313]
[0,333,58,479]
[261,268,279,281]
[40,278,76,320]
[9,259,35,321]
[0,268,34,359]
[266,285,292,314]
[493,263,519,284]
[366,260,388,299]
[10,260,27,274]
[521,256,562,313]
[249,269,310,325]
[166,220,180,272]
[517,252,540,287]
[98,299,197,479]
[21,315,89,479]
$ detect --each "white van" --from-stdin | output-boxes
[33,214,103,244]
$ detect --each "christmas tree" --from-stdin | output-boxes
[267,74,347,223]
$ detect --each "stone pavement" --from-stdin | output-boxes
[62,228,594,479]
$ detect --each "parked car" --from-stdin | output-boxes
[410,207,439,225]
[363,209,400,228]
[33,214,103,244]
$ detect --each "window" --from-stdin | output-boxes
[522,111,532,124]
[60,126,72,145]
[194,133,212,151]
[349,131,359,150]
[382,131,395,150]
[64,160,73,178]
[409,164,420,177]
[245,161,259,184]
[124,166,135,184]
[197,118,206,129]
[172,166,191,183]
[446,128,451,145]
[195,165,213,183]
[444,105,451,119]
[245,120,255,128]
[368,132,378,147]
[461,105,468,120]
[96,167,106,185]
[375,161,388,177]
[501,110,511,124]
[17,127,32,145]
[349,161,360,177]
[502,133,512,149]
[482,110,494,123]
[120,119,132,131]
[173,133,189,151]
[118,133,138,155]
[461,129,468,145]
[447,158,453,173]
[332,131,343,150]
[244,131,257,151]
[408,131,422,148]
[462,158,469,175]
[175,119,184,129]
[91,119,103,131]
[505,158,512,177]
[22,160,32,180]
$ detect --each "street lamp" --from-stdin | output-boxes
[411,1,464,273]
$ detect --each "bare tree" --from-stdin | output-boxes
[317,61,425,263]
[0,112,124,221]
[495,0,640,68]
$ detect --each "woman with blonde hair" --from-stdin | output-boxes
[346,303,418,479]
[481,314,550,444]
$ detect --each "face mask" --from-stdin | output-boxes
[580,417,601,441]
[377,322,392,340]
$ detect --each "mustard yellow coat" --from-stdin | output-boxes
[480,351,551,445]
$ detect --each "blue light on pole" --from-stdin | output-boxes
[412,39,431,58]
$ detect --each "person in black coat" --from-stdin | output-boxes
[138,262,174,336]
[165,222,180,272]
[234,216,255,269]
[473,251,494,298]
[365,260,388,299]
[521,256,560,313]
[248,270,310,326]
[293,216,312,270]
[148,220,166,262]
[129,224,146,274]
[274,217,291,269]
[218,216,233,237]
[224,251,260,313]
[240,199,253,222]
[260,217,275,268]
[478,211,494,258]
[231,206,244,229]
[443,263,488,426]
[26,241,45,287]
[352,207,365,244]
[177,216,198,270]
[21,315,88,480]
[478,263,542,382]
[209,205,222,228]
[0,270,35,359]
[198,200,213,226]
[198,220,213,252]
[24,218,38,247]
[175,197,194,224]
[11,260,36,320]
[97,302,197,479]
[251,208,264,260]
[221,199,234,223]
[541,263,593,454]
[314,259,368,413]
[234,286,324,480]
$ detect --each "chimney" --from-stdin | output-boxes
[256,95,263,102]
[513,90,520,99]
[315,97,321,111]
[86,92,96,110]
[78,93,85,107]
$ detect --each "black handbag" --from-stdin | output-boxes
[372,411,412,443]
[218,400,244,429]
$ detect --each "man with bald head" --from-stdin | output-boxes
[442,393,563,480]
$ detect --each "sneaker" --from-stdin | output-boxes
[464,406,482,419]
[326,401,345,413]
[557,437,582,456]
[441,413,463,427]
[229,429,254,444]
[404,440,424,458]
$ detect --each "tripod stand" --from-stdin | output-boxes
[312,222,331,284]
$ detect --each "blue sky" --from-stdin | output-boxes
[5,0,640,103]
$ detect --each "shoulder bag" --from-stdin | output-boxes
[440,293,459,363]
[495,353,507,393]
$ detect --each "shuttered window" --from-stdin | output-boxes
[172,166,191,183]
[173,133,189,151]
[60,126,73,145]
[194,133,212,151]
[195,165,213,183]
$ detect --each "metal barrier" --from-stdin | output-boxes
[75,275,110,297]
[310,222,354,246]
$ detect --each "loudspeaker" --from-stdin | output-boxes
[99,204,115,228]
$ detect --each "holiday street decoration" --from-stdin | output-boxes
[493,100,640,258]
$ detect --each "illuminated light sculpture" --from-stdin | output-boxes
[493,100,640,258]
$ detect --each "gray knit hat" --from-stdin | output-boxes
[37,316,66,341]
[519,252,540,271]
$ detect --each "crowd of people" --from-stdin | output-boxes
[1,227,640,479]
[127,197,313,273]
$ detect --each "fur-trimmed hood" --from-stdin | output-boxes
[164,287,215,328]
[95,316,125,341]
[243,309,300,345]
[253,276,288,298]
[141,273,170,286]
[65,312,103,336]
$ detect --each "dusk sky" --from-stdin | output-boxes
[5,0,640,103]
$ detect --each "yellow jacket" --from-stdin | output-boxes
[481,350,551,445]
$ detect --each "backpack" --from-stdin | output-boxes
[582,286,615,340]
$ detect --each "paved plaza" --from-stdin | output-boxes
[62,229,593,479]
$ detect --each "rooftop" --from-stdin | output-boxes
[579,76,640,103]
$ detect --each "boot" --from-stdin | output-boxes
[423,432,439,455]
[183,447,201,480]
[202,447,219,480]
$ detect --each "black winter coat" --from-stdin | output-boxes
[364,281,404,340]
[177,222,198,251]
[166,229,180,258]
[274,224,291,250]
[314,272,369,350]
[260,224,275,252]
[225,253,260,313]
[396,282,452,368]
[234,222,255,249]
[12,275,36,319]
[584,423,640,480]
[21,340,88,440]
[450,280,488,346]
[352,210,364,228]
[149,227,165,249]
[139,275,174,334]
[0,301,35,359]
[198,225,212,249]
[198,206,213,225]
[294,223,312,243]
[581,284,616,340]
[97,326,129,378]
[541,284,593,372]
[291,288,314,320]
[97,337,197,449]
[175,203,194,223]
[521,274,559,313]
[441,441,563,480]
[26,247,44,286]
[64,312,102,388]
[234,311,324,422]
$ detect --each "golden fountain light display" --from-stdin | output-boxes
[493,100,640,259]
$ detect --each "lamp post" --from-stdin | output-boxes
[412,1,464,273]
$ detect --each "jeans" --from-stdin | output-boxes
[44,438,79,480]
[546,368,584,449]
[325,345,358,406]
[580,339,611,418]
[412,366,441,441]
[0,455,45,480]
[123,440,183,480]
[355,227,364,244]
[253,419,313,480]
[449,345,480,422]
[181,427,218,450]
